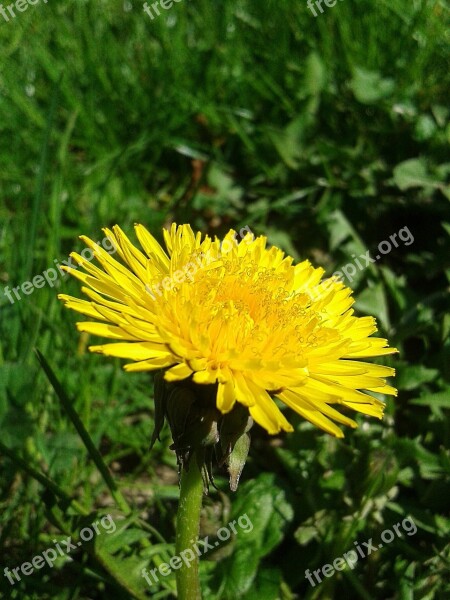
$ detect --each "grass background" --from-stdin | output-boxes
[0,0,449,598]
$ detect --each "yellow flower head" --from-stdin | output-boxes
[59,224,397,438]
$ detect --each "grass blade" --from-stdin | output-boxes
[35,348,132,515]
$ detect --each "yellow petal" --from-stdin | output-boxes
[76,322,137,340]
[246,380,293,434]
[134,224,170,270]
[89,341,170,361]
[124,356,176,372]
[217,378,236,413]
[164,363,193,382]
[58,295,108,321]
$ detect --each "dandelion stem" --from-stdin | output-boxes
[175,450,204,600]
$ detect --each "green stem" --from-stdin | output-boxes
[175,451,204,600]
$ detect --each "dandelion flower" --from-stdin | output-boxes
[58,224,397,438]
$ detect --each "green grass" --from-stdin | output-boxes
[0,1,449,599]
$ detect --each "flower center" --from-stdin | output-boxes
[162,256,335,366]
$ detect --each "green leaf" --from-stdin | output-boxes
[393,439,443,480]
[212,473,294,596]
[239,567,283,600]
[414,115,437,141]
[320,469,345,491]
[94,542,152,600]
[267,116,306,169]
[393,158,443,190]
[326,209,367,254]
[409,391,450,408]
[350,67,395,104]
[396,364,439,391]
[101,527,150,555]
[355,283,390,330]
[93,514,174,599]
[304,52,326,96]
[295,525,318,546]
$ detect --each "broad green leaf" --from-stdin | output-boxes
[393,158,443,190]
[304,52,326,96]
[414,115,437,141]
[355,283,390,331]
[93,544,151,600]
[350,67,395,104]
[326,209,367,255]
[396,364,438,391]
[239,567,283,600]
[267,116,306,169]
[93,515,174,599]
[212,473,294,596]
